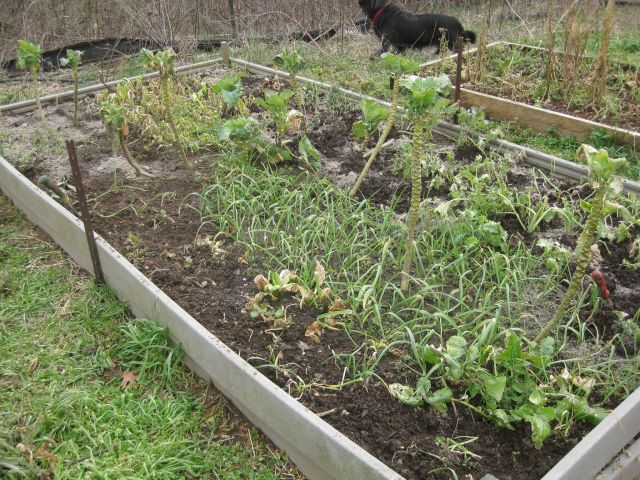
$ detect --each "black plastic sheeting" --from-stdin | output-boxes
[1,25,340,73]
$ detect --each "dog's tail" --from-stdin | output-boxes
[463,30,477,44]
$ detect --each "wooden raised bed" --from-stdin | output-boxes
[420,41,640,150]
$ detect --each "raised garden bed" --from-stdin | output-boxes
[420,41,640,151]
[1,56,640,480]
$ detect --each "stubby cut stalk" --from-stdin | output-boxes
[72,67,79,126]
[118,129,152,178]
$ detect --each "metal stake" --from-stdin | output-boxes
[453,35,464,124]
[65,140,105,285]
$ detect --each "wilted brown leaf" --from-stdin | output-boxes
[27,357,38,375]
[254,274,268,291]
[34,442,56,464]
[120,371,137,389]
[195,234,213,248]
[160,249,176,260]
[305,321,323,343]
[329,299,348,312]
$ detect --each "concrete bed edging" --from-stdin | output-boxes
[0,156,402,480]
[2,54,640,479]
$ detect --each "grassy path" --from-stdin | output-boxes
[0,196,301,480]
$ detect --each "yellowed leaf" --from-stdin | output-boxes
[34,442,56,464]
[254,274,268,291]
[160,249,176,260]
[27,357,38,375]
[305,321,323,343]
[120,371,137,389]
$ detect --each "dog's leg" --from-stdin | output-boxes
[380,37,392,54]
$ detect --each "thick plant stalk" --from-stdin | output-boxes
[118,130,153,178]
[290,74,309,134]
[400,122,426,291]
[31,68,46,125]
[72,66,79,126]
[474,1,490,82]
[534,188,605,342]
[359,132,371,153]
[160,73,190,169]
[542,0,557,99]
[562,0,578,81]
[350,77,400,196]
[591,0,615,103]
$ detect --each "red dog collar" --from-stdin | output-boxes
[372,3,390,27]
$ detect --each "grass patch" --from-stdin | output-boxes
[0,197,300,480]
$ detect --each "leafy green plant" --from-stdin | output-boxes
[391,326,607,448]
[535,145,628,342]
[99,88,152,177]
[350,53,420,196]
[140,48,190,168]
[273,49,309,134]
[256,89,295,145]
[60,49,84,126]
[212,72,248,115]
[218,117,291,164]
[352,99,388,152]
[16,40,45,123]
[273,49,306,95]
[398,74,452,291]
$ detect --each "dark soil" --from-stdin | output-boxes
[3,69,639,480]
[81,169,590,480]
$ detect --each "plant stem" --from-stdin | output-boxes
[32,69,46,126]
[401,121,426,291]
[542,0,556,100]
[359,132,371,153]
[72,67,79,127]
[119,130,153,177]
[350,77,399,196]
[591,0,615,103]
[534,187,605,342]
[161,74,190,169]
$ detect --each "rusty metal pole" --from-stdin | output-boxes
[453,35,464,124]
[65,140,105,285]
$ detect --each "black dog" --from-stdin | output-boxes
[358,0,476,55]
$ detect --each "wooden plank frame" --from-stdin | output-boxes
[420,41,640,150]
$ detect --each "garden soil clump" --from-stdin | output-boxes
[2,73,638,480]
